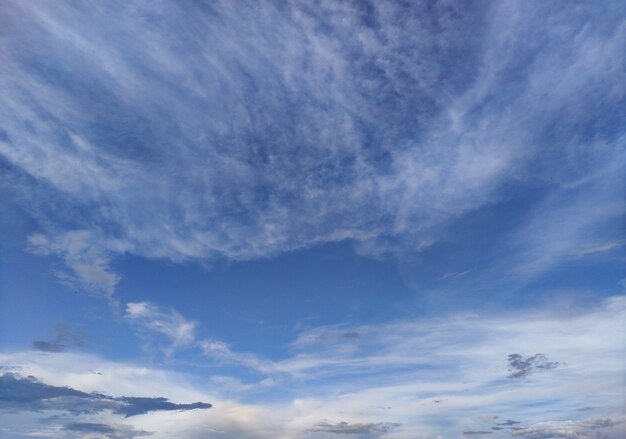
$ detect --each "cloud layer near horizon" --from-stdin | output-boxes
[2,295,624,438]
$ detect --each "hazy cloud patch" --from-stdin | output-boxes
[27,231,122,300]
[310,421,401,434]
[63,422,153,438]
[32,324,85,353]
[510,418,622,439]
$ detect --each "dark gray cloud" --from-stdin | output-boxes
[507,353,559,378]
[32,323,84,353]
[114,397,213,418]
[310,421,400,434]
[495,420,520,426]
[64,422,152,438]
[463,431,493,436]
[0,372,211,417]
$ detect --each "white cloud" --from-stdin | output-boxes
[510,418,625,439]
[27,230,122,300]
[575,240,625,256]
[2,295,625,438]
[506,158,625,283]
[1,0,622,282]
[125,302,197,351]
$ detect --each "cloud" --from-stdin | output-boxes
[71,295,624,438]
[123,295,624,393]
[507,353,559,379]
[504,163,625,284]
[209,375,276,394]
[291,326,364,349]
[1,0,623,285]
[1,290,625,439]
[495,420,520,426]
[0,372,211,417]
[63,422,153,438]
[114,397,212,418]
[124,302,273,370]
[199,340,274,373]
[510,418,622,439]
[125,302,197,350]
[441,270,470,280]
[32,323,85,353]
[309,421,401,434]
[27,231,122,300]
[575,241,625,256]
[462,431,492,436]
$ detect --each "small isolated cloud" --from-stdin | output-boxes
[63,422,152,438]
[507,353,559,378]
[292,326,364,349]
[310,421,400,434]
[125,302,197,350]
[441,270,470,280]
[463,431,493,436]
[199,340,273,373]
[0,372,211,417]
[32,323,84,353]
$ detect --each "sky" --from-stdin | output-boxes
[0,0,625,438]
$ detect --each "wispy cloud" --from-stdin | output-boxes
[441,270,471,280]
[103,296,626,437]
[510,418,622,439]
[121,295,626,393]
[1,2,625,437]
[575,240,625,257]
[125,302,197,352]
[32,323,85,353]
[27,230,122,301]
[309,420,401,435]
[2,295,625,439]
[124,301,275,372]
[1,0,623,286]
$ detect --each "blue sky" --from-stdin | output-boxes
[0,0,625,438]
